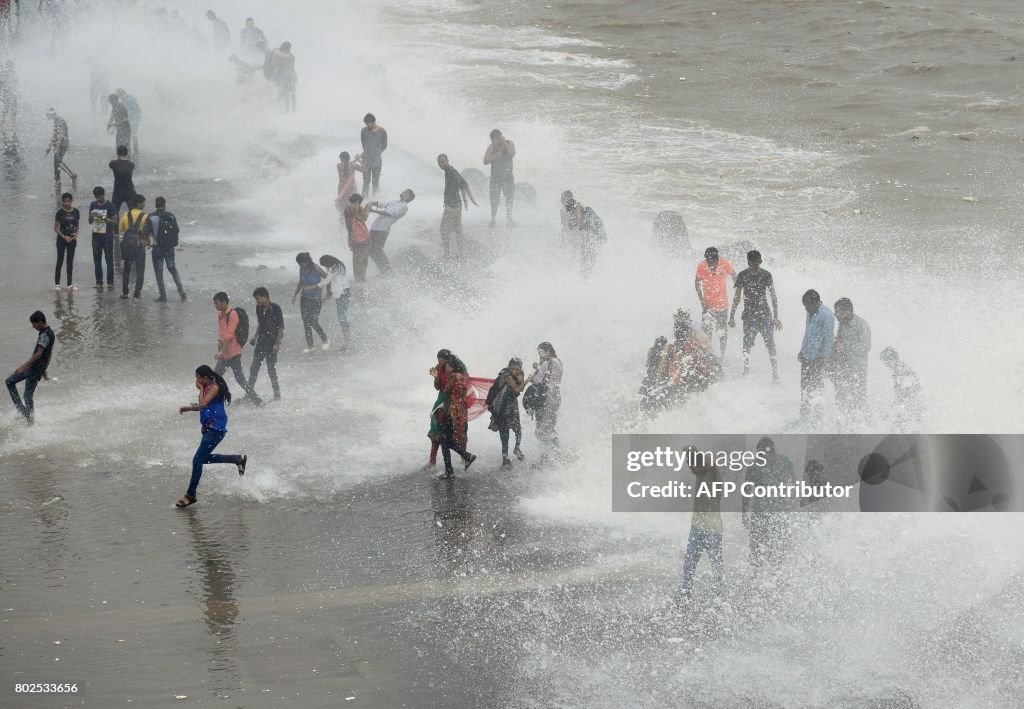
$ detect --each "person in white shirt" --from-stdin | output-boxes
[366,189,414,274]
[529,342,563,448]
[318,254,352,349]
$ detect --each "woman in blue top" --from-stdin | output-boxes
[176,365,248,508]
[291,252,330,354]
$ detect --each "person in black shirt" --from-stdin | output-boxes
[145,196,187,302]
[249,287,285,400]
[88,186,117,286]
[45,108,75,185]
[729,249,782,382]
[437,153,477,259]
[6,311,54,424]
[108,145,135,216]
[53,191,79,291]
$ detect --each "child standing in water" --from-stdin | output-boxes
[176,365,247,508]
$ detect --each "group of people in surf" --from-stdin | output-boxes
[638,246,923,430]
[424,344,563,480]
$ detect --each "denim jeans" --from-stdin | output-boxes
[6,371,40,420]
[249,345,280,399]
[92,234,114,285]
[334,293,351,333]
[187,429,241,499]
[151,245,185,298]
[215,356,257,400]
[680,526,724,596]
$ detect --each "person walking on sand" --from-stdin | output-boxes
[291,252,330,353]
[5,311,54,425]
[176,364,248,508]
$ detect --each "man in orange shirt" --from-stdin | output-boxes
[694,247,736,357]
[213,292,261,406]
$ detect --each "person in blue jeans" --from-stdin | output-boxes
[679,450,725,602]
[6,311,55,425]
[176,365,248,508]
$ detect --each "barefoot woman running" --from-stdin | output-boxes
[176,365,248,508]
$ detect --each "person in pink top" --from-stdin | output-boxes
[334,151,365,210]
[213,292,262,406]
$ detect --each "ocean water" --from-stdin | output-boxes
[1,0,1022,706]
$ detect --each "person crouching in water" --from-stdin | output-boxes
[487,357,526,469]
[176,365,248,508]
[658,310,722,405]
[639,335,669,414]
[434,353,477,479]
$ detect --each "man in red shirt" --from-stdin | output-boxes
[694,246,736,357]
[213,292,262,406]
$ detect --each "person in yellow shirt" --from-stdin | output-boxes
[118,194,149,299]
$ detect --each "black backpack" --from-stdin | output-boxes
[485,369,508,414]
[522,382,548,418]
[233,308,250,346]
[123,211,146,248]
[156,211,180,249]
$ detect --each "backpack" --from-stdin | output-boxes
[233,308,250,346]
[123,210,146,249]
[522,382,547,418]
[485,369,509,414]
[156,211,180,249]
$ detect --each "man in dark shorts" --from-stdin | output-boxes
[483,128,516,228]
[437,153,477,259]
[6,311,54,424]
[45,108,75,185]
[106,93,131,156]
[88,186,117,286]
[729,249,781,382]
